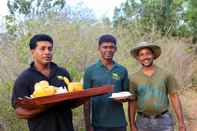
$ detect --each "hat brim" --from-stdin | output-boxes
[130,45,161,59]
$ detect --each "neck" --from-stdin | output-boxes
[100,59,113,69]
[34,62,50,70]
[34,62,51,77]
[142,64,155,76]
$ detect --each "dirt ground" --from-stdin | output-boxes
[179,87,197,131]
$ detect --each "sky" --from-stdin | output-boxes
[0,0,8,16]
[67,0,125,19]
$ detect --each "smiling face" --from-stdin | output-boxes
[31,41,53,66]
[137,48,155,67]
[98,42,117,61]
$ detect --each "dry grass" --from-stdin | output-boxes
[0,17,196,130]
[179,87,197,131]
[155,38,193,88]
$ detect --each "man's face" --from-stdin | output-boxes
[98,42,117,61]
[137,48,154,67]
[31,41,53,65]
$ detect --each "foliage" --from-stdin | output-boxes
[112,0,197,39]
[5,15,17,35]
[0,81,28,131]
[184,0,197,43]
[5,0,96,36]
[7,0,65,17]
[113,0,181,35]
[0,0,195,130]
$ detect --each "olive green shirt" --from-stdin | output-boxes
[129,65,178,115]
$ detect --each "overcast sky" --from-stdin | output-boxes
[67,0,125,19]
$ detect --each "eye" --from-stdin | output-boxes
[102,46,108,49]
[109,46,116,49]
[40,47,45,51]
[48,47,53,51]
[102,45,116,49]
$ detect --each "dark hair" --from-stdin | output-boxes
[29,34,53,49]
[98,34,117,46]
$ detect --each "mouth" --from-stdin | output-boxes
[142,58,151,62]
[105,52,113,56]
[44,56,52,61]
[105,54,113,59]
[141,58,153,66]
[143,59,150,63]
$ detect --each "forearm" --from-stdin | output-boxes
[170,93,185,128]
[15,107,46,119]
[128,100,137,129]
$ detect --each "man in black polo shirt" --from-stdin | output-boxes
[11,34,79,131]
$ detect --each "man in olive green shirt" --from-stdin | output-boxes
[83,34,129,131]
[128,42,186,131]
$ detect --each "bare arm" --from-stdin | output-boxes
[15,107,46,119]
[83,100,93,131]
[169,93,186,131]
[128,100,137,131]
[15,103,57,119]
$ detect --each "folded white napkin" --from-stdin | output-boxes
[109,91,132,98]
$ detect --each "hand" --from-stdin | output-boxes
[113,97,130,103]
[15,107,46,119]
[79,97,90,103]
[179,124,186,131]
[131,126,137,131]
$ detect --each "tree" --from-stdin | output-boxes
[185,0,197,43]
[7,0,65,18]
[112,0,184,36]
[5,0,66,35]
[5,0,97,36]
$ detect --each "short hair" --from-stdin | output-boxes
[29,34,53,49]
[98,34,117,46]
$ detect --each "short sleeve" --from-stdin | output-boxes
[11,75,30,108]
[166,74,179,94]
[129,77,137,96]
[62,68,72,82]
[83,68,92,89]
[122,68,129,91]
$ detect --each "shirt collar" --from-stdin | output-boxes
[30,62,58,75]
[96,59,118,69]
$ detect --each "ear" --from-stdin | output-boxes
[31,49,34,54]
[31,49,35,56]
[136,55,140,61]
[114,46,117,52]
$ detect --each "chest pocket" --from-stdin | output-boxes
[92,74,110,86]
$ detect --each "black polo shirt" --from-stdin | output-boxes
[12,62,74,131]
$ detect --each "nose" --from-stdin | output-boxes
[45,48,52,55]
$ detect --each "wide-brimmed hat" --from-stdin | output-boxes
[130,42,161,59]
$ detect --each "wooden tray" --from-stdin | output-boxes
[16,85,113,109]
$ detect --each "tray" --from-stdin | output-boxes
[16,85,113,109]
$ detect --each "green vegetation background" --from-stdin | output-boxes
[0,0,196,130]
